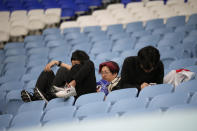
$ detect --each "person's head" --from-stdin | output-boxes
[99,61,119,82]
[71,50,89,66]
[138,46,160,73]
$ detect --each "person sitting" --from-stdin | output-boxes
[96,61,121,96]
[21,50,96,103]
[119,46,164,96]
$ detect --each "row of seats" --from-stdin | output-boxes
[0,80,197,130]
[1,0,197,44]
[60,0,197,30]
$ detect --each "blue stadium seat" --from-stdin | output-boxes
[112,38,136,52]
[45,97,75,111]
[186,13,197,26]
[9,110,43,129]
[24,35,44,43]
[17,100,46,113]
[145,18,165,31]
[75,92,105,107]
[138,34,161,44]
[174,25,196,35]
[0,80,24,92]
[125,21,144,34]
[62,27,81,35]
[42,28,61,36]
[0,114,13,129]
[131,30,151,39]
[190,92,197,105]
[120,49,138,59]
[5,48,26,57]
[4,42,24,50]
[175,80,197,95]
[110,97,147,115]
[75,101,111,119]
[43,105,76,123]
[95,51,119,61]
[3,55,27,64]
[166,15,186,28]
[148,92,189,111]
[168,58,197,70]
[105,88,138,104]
[5,89,24,115]
[152,27,174,36]
[83,26,101,34]
[138,84,173,107]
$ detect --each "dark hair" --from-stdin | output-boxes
[71,50,89,64]
[99,61,120,74]
[137,46,160,70]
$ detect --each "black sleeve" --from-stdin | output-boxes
[72,60,94,84]
[154,61,164,84]
[120,57,141,90]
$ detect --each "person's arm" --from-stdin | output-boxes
[72,60,94,85]
[153,61,164,84]
[44,60,72,71]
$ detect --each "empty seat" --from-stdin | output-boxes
[110,97,147,115]
[75,92,105,107]
[10,110,43,129]
[45,97,75,111]
[138,84,173,102]
[168,58,197,70]
[0,114,13,129]
[75,101,111,119]
[166,15,186,28]
[148,91,189,111]
[43,105,76,123]
[105,88,138,104]
[17,100,46,113]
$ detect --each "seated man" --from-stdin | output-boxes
[97,61,121,96]
[21,50,96,103]
[119,46,164,96]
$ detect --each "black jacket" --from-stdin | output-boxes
[70,60,97,97]
[119,56,164,91]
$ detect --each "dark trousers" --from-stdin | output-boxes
[34,67,70,101]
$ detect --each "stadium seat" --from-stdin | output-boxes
[75,92,105,107]
[9,110,43,129]
[138,84,173,107]
[75,101,111,119]
[190,92,197,105]
[125,21,144,34]
[145,18,165,31]
[0,114,13,129]
[148,91,189,111]
[105,88,138,104]
[186,13,197,26]
[45,97,75,111]
[17,100,46,113]
[5,89,24,115]
[42,105,76,123]
[166,15,186,28]
[110,97,147,115]
[168,58,197,70]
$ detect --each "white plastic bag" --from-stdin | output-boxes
[164,69,195,87]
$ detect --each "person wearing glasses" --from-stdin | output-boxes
[21,50,96,103]
[119,46,164,96]
[96,61,121,96]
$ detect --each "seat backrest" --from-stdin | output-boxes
[139,84,173,99]
[17,100,46,113]
[75,92,105,107]
[148,91,189,110]
[43,105,76,122]
[105,88,138,104]
[75,101,111,119]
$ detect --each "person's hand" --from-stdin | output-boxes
[68,80,76,88]
[140,82,149,89]
[44,60,57,71]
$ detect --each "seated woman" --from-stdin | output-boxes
[119,46,164,96]
[96,61,121,96]
[21,50,96,103]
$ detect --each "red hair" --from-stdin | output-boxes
[99,61,119,74]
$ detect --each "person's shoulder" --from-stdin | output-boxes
[124,56,138,63]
